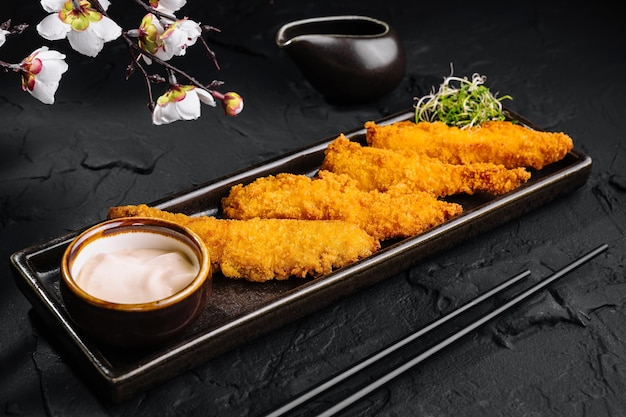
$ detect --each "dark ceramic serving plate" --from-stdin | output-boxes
[11,109,592,402]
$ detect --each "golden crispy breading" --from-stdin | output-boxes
[320,135,531,197]
[108,204,380,282]
[365,120,573,170]
[222,170,463,241]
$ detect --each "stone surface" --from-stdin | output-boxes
[1,1,625,416]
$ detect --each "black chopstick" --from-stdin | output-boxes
[263,268,533,416]
[316,243,609,417]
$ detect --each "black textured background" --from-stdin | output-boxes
[1,1,625,416]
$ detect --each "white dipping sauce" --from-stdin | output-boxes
[75,248,199,304]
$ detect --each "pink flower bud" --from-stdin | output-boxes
[222,92,243,116]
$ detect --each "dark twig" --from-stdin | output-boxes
[199,34,220,70]
[121,34,158,112]
[128,0,178,23]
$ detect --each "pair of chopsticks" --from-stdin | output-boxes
[263,243,608,417]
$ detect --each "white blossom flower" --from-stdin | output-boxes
[36,0,122,57]
[152,85,216,125]
[137,15,202,62]
[156,18,202,61]
[0,29,10,48]
[18,46,69,104]
[137,13,163,62]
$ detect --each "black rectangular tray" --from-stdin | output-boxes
[10,109,592,402]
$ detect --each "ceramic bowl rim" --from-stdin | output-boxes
[60,217,211,312]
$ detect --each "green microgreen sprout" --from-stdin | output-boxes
[414,72,512,128]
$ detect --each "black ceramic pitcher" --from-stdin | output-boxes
[276,16,406,103]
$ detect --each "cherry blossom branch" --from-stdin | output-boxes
[95,0,229,106]
[122,33,221,92]
[1,0,243,124]
[85,0,223,94]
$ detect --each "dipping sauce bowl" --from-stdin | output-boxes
[276,15,406,103]
[60,217,211,348]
